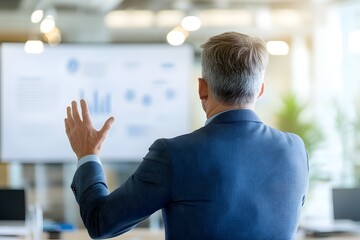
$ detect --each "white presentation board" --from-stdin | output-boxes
[1,43,193,162]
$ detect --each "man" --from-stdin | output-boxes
[65,32,309,240]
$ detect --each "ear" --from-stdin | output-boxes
[198,78,209,100]
[257,82,265,99]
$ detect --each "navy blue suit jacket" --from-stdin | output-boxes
[71,110,309,240]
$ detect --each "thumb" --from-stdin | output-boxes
[99,116,115,137]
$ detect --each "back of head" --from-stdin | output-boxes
[201,32,268,105]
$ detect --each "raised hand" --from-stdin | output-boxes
[64,99,114,160]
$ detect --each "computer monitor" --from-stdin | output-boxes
[332,187,360,222]
[0,189,26,222]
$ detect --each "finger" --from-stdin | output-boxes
[80,99,92,125]
[66,106,74,128]
[64,118,70,134]
[71,101,82,123]
[99,117,115,138]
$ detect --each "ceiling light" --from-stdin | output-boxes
[44,27,61,46]
[156,10,185,27]
[255,8,272,29]
[167,27,188,46]
[266,41,289,55]
[40,15,56,33]
[272,9,302,27]
[31,10,44,23]
[24,40,44,54]
[181,16,201,31]
[199,10,252,27]
[105,10,154,28]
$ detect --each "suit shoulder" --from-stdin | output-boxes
[266,125,305,144]
[267,126,305,148]
[160,127,205,144]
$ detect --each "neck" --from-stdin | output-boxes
[206,102,254,119]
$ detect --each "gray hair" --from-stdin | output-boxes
[201,32,269,105]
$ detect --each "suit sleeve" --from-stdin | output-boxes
[70,139,171,239]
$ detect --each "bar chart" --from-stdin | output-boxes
[79,90,111,115]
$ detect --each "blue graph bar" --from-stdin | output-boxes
[80,90,111,115]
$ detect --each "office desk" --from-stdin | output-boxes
[46,229,164,240]
[42,229,360,240]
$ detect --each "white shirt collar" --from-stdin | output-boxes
[205,110,233,125]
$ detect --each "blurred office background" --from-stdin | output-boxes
[0,0,360,235]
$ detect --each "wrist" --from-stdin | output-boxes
[77,155,102,168]
[76,152,97,160]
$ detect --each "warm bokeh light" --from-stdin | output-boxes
[24,40,44,54]
[272,9,302,27]
[31,9,44,23]
[181,16,202,31]
[199,9,252,27]
[105,10,154,28]
[166,27,188,46]
[255,8,272,29]
[266,41,289,55]
[40,15,56,33]
[155,10,185,27]
[43,27,62,46]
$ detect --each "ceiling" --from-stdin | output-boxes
[0,0,344,44]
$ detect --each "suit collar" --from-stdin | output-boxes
[207,109,262,125]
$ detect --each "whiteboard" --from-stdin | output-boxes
[0,44,193,162]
